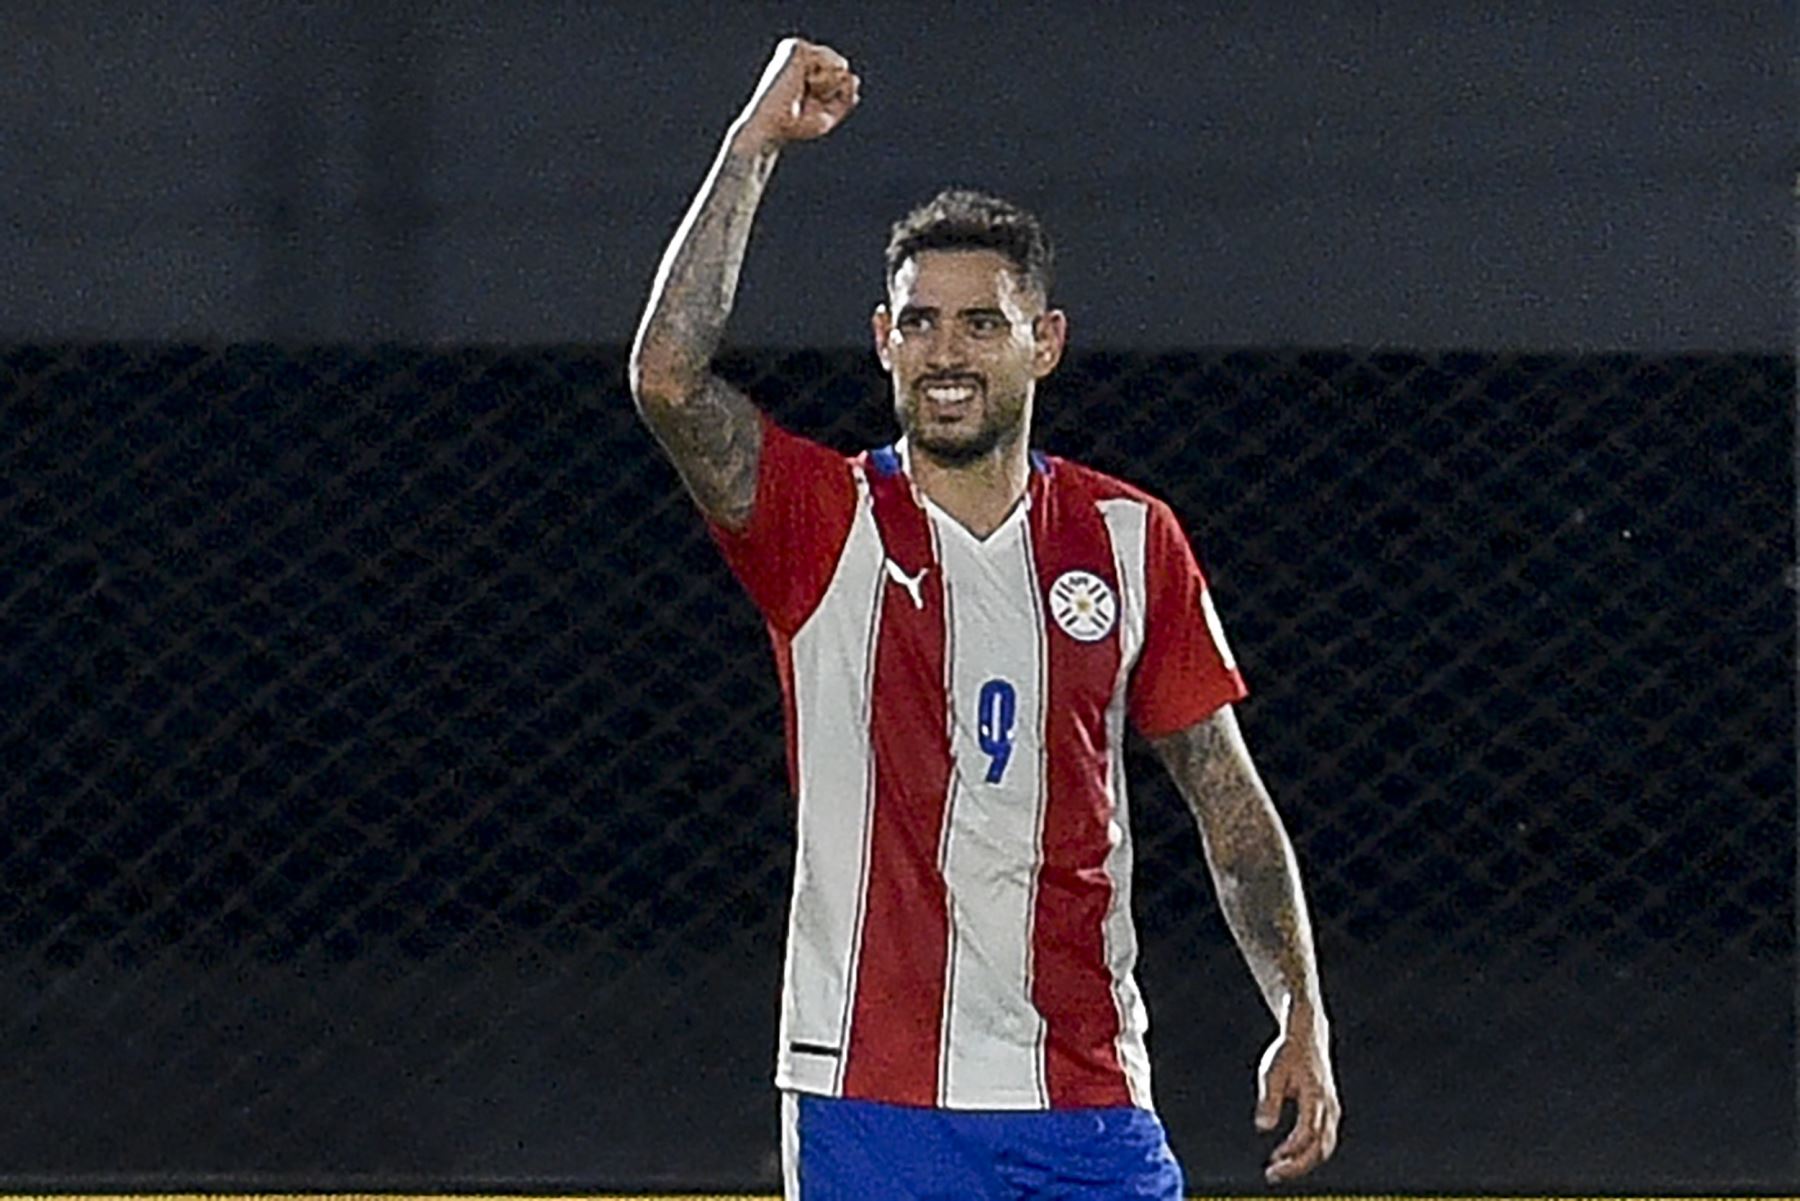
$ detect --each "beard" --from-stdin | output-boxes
[910,419,1013,466]
[898,380,1026,467]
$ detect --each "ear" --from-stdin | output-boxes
[872,303,894,371]
[1031,308,1068,379]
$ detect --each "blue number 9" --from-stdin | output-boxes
[978,679,1017,785]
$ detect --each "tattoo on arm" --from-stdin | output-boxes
[638,374,762,528]
[629,139,779,528]
[1149,707,1324,1026]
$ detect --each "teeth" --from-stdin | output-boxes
[925,385,975,402]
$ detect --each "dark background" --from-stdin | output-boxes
[1,1,1791,350]
[0,1,1795,1196]
[1,344,1791,1193]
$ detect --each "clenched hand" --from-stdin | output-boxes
[732,37,861,153]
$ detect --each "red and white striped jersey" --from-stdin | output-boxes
[707,417,1247,1112]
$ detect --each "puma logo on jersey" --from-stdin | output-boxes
[883,558,929,609]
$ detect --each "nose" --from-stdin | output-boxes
[922,323,971,373]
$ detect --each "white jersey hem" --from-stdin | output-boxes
[774,1070,1157,1114]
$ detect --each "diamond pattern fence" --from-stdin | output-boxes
[0,343,1791,1192]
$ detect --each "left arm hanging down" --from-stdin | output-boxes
[1148,704,1342,1184]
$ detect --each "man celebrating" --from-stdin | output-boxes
[629,37,1341,1199]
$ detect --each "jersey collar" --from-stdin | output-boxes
[883,437,1052,479]
[886,437,1049,547]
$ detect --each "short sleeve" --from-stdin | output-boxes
[705,413,858,633]
[1127,500,1249,737]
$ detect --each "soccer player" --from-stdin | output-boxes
[629,37,1341,1199]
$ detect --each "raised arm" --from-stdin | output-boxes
[1148,704,1341,1184]
[628,38,860,529]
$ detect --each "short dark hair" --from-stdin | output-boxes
[884,189,1054,301]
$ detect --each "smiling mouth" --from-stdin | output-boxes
[919,378,982,414]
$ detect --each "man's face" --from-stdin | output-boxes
[873,249,1066,468]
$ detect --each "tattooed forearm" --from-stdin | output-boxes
[628,135,778,527]
[631,140,778,391]
[1150,708,1325,1029]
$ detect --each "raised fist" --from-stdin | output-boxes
[732,37,861,151]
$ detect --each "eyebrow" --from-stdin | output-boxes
[896,304,1010,320]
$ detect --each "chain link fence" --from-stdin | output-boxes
[0,343,1791,1192]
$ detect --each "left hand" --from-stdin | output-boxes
[1254,1015,1341,1184]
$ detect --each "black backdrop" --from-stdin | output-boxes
[2,2,1790,351]
[0,342,1790,1192]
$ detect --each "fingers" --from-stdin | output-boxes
[802,41,850,74]
[793,65,860,139]
[1253,1041,1285,1132]
[806,66,858,107]
[1257,1052,1342,1184]
[1266,1088,1342,1184]
[1253,1077,1282,1133]
[742,38,859,147]
[777,35,850,78]
[1269,1070,1322,1152]
[1266,1092,1320,1177]
[741,36,860,143]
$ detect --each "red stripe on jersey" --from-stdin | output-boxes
[842,463,952,1105]
[1027,471,1134,1108]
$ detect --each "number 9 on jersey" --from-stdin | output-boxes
[977,679,1017,785]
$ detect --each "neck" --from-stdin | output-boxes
[909,430,1031,539]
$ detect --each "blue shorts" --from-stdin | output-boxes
[781,1092,1186,1200]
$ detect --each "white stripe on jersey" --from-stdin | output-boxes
[929,496,1050,1110]
[778,475,886,1097]
[1020,508,1053,1111]
[932,513,959,1104]
[1098,499,1149,669]
[780,1091,801,1200]
[1099,497,1156,1108]
[1202,588,1238,673]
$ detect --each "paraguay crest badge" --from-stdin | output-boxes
[1049,570,1117,642]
